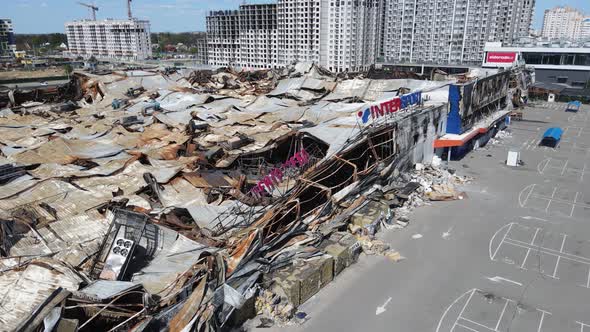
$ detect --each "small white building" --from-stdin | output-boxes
[65,19,152,61]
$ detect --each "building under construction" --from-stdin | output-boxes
[65,1,152,61]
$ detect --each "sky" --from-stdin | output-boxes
[3,0,590,34]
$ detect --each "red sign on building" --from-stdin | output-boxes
[486,52,517,63]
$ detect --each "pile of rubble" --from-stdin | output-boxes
[246,161,471,327]
[0,62,470,331]
[186,68,278,96]
[489,128,512,145]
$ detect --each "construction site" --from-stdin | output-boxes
[0,62,535,331]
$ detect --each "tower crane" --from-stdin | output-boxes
[77,2,98,20]
[127,0,133,19]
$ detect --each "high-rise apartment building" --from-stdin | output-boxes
[579,18,590,41]
[383,0,535,65]
[541,7,584,40]
[206,10,240,67]
[322,0,383,72]
[277,0,321,65]
[194,37,209,65]
[240,4,278,68]
[65,19,152,60]
[206,0,382,72]
[207,4,277,68]
[0,19,16,56]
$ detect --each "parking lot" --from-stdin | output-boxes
[435,101,590,332]
[265,101,590,332]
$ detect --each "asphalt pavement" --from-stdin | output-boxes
[253,101,590,332]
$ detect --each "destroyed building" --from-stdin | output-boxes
[0,63,533,331]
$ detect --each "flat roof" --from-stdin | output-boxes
[484,46,590,54]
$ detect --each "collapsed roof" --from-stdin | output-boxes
[0,62,464,331]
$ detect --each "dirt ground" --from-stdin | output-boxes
[0,67,67,80]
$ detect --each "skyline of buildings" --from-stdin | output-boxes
[2,3,590,67]
[207,0,536,69]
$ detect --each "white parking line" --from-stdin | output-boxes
[572,193,579,217]
[455,323,479,332]
[437,287,575,332]
[506,238,590,264]
[451,290,476,332]
[519,184,536,208]
[437,289,474,332]
[545,187,557,212]
[561,160,569,175]
[520,185,589,217]
[492,223,513,261]
[538,158,550,174]
[577,321,590,332]
[495,299,509,331]
[537,309,551,332]
[491,223,590,289]
[520,228,540,269]
[459,317,497,331]
[553,256,561,279]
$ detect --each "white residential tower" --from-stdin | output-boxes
[382,0,535,65]
[541,6,584,41]
[65,19,152,61]
[0,19,16,55]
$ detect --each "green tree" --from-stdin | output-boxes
[189,47,198,54]
[64,64,73,78]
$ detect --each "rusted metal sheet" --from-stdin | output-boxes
[183,171,234,188]
[168,275,207,332]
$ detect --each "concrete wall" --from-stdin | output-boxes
[534,68,590,87]
[391,104,446,170]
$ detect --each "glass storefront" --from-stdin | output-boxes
[522,52,590,66]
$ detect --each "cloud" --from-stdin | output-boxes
[40,2,48,7]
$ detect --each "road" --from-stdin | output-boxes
[254,101,590,331]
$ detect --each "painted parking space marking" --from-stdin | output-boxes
[563,127,590,140]
[568,113,590,123]
[490,223,590,289]
[522,139,590,155]
[518,184,588,218]
[536,102,588,113]
[436,288,587,332]
[537,158,588,182]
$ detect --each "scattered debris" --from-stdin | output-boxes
[0,61,480,331]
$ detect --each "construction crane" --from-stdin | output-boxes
[127,0,133,19]
[78,2,98,20]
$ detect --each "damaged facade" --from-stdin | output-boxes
[0,62,529,331]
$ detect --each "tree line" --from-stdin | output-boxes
[14,32,206,52]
